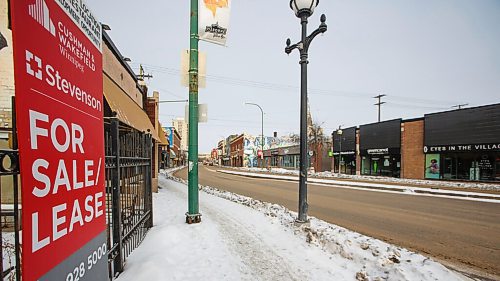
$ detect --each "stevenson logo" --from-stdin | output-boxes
[24,50,102,112]
[26,50,43,80]
[203,0,229,17]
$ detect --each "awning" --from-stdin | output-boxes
[158,123,169,146]
[103,74,160,141]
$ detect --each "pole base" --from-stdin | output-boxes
[294,218,310,227]
[185,213,202,224]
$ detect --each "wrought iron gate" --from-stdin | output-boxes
[0,98,21,280]
[105,117,153,279]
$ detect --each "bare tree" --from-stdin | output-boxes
[308,122,325,172]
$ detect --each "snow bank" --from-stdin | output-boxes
[230,167,500,191]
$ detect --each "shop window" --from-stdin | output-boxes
[441,153,498,182]
[425,154,441,179]
[496,156,500,181]
[478,154,494,181]
[361,157,370,175]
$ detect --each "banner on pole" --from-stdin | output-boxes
[10,0,106,280]
[199,0,231,46]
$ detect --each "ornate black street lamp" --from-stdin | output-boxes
[285,0,327,223]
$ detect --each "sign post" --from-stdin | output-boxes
[10,0,106,280]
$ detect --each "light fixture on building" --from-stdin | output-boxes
[101,23,111,31]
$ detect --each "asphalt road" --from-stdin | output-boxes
[174,166,500,280]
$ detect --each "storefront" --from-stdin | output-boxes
[263,145,301,169]
[333,127,356,174]
[360,119,402,178]
[424,104,500,182]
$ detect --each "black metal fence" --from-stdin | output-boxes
[1,99,21,281]
[0,111,153,280]
[105,117,153,279]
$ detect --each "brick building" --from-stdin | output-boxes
[230,134,244,167]
[331,103,500,182]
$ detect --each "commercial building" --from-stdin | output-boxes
[263,145,301,169]
[332,126,357,175]
[172,117,188,154]
[359,119,402,178]
[330,103,500,182]
[423,104,500,181]
[230,134,244,167]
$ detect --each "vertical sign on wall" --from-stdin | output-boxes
[9,0,106,280]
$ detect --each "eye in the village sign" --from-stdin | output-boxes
[424,143,500,153]
[10,0,106,280]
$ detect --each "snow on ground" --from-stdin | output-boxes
[217,170,500,203]
[2,231,18,280]
[117,172,466,281]
[233,166,500,191]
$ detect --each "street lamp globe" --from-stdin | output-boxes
[337,129,343,135]
[290,0,319,17]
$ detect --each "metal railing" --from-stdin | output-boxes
[1,98,21,280]
[105,117,153,279]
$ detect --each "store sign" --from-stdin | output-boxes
[163,127,175,148]
[332,151,355,156]
[10,0,106,280]
[423,143,500,153]
[361,147,400,155]
[367,148,389,155]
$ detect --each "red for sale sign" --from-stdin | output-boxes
[10,0,107,280]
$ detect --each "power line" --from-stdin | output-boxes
[133,63,464,107]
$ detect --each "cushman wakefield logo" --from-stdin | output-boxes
[25,50,102,112]
[28,0,56,37]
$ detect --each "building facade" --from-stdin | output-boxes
[172,117,188,151]
[330,104,500,182]
[333,126,357,175]
[230,134,244,167]
[423,104,500,181]
[359,119,402,178]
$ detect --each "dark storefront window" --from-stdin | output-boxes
[333,154,356,175]
[283,155,299,169]
[496,156,500,181]
[437,153,499,181]
[362,155,401,177]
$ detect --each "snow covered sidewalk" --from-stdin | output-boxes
[116,174,467,281]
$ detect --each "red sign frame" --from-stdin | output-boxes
[10,0,106,280]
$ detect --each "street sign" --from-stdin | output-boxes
[10,0,106,280]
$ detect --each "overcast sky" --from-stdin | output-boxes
[86,0,500,153]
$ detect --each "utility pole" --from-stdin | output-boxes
[137,64,153,80]
[186,0,201,224]
[374,94,386,122]
[452,103,468,110]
